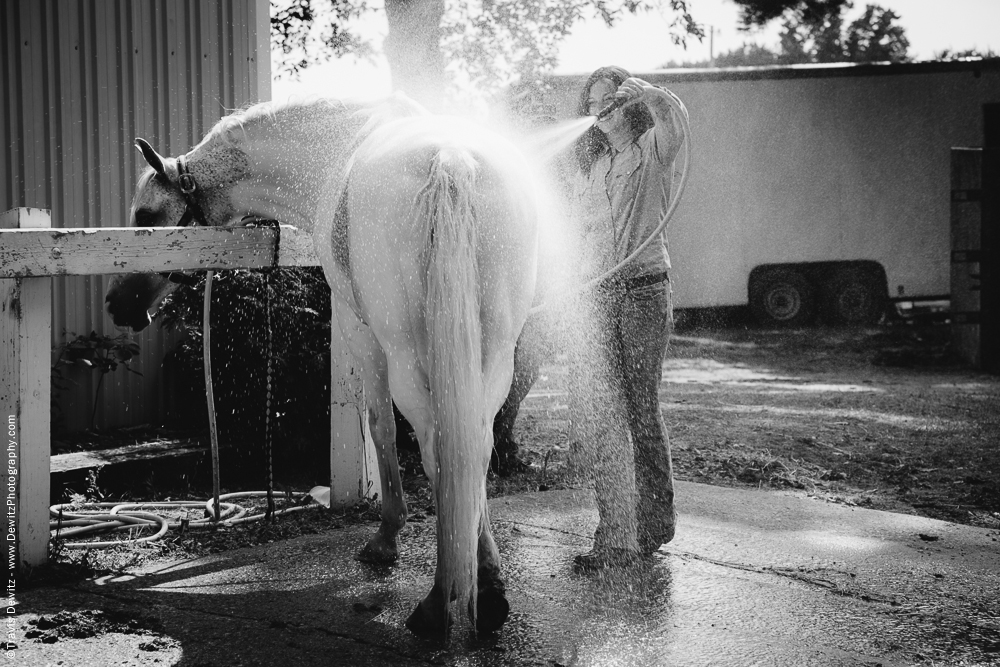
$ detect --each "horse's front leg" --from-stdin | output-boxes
[356,386,408,564]
[335,303,408,565]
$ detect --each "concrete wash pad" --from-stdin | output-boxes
[17,481,1000,666]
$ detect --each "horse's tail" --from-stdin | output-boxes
[418,147,486,633]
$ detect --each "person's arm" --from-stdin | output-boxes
[615,77,688,164]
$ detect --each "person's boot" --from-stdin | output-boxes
[572,547,640,571]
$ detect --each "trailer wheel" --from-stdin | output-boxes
[749,269,816,326]
[823,270,887,325]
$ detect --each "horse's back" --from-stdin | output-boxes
[346,115,538,364]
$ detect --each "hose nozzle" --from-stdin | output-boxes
[596,96,627,120]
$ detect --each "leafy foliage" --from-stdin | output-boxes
[663,2,909,67]
[662,43,783,68]
[271,0,703,89]
[933,47,999,61]
[733,0,847,29]
[53,332,143,430]
[157,268,332,482]
[441,0,702,89]
[271,0,376,79]
[842,4,908,62]
[777,2,909,63]
[55,331,142,376]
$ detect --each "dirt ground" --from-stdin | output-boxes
[43,319,999,571]
[505,320,1000,530]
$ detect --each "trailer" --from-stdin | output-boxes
[542,60,1000,324]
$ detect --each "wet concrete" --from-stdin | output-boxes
[16,481,1000,666]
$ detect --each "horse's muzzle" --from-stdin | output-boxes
[105,295,153,332]
[105,273,170,332]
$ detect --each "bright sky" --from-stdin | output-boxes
[271,0,1000,102]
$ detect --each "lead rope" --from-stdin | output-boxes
[204,271,221,521]
[204,222,281,524]
[263,221,281,521]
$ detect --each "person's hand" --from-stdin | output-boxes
[614,77,652,109]
[617,78,687,120]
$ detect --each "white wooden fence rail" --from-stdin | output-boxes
[0,208,376,571]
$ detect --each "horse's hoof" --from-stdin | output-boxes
[405,603,451,639]
[355,540,398,565]
[476,586,510,634]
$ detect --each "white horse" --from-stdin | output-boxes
[105,96,540,639]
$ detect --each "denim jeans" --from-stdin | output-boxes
[569,277,676,552]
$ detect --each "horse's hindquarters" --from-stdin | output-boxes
[344,116,538,636]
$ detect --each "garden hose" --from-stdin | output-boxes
[49,491,326,550]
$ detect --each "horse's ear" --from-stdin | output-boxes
[135,138,167,176]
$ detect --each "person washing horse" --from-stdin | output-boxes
[496,65,689,569]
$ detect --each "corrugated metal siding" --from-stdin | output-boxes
[1,0,271,434]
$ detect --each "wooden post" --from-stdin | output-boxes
[0,208,52,572]
[329,298,378,508]
[982,105,999,374]
[950,149,982,368]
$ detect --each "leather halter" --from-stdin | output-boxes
[166,154,208,286]
[173,154,209,228]
[161,155,280,286]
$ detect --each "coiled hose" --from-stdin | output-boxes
[50,491,324,550]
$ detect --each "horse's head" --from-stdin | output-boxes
[126,138,193,232]
[129,137,249,229]
[106,136,248,331]
[106,96,395,332]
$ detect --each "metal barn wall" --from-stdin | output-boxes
[1,0,271,433]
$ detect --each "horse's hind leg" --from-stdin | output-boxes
[475,505,509,634]
[388,381,454,637]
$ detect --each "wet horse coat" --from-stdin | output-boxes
[105,98,539,638]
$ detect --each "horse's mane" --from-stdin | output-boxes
[201,98,350,147]
[203,95,428,150]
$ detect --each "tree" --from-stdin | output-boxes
[442,0,702,91]
[770,1,909,64]
[662,1,910,68]
[775,0,849,63]
[271,0,375,79]
[270,0,704,104]
[934,47,999,61]
[732,0,846,29]
[662,43,781,69]
[383,0,447,108]
[843,4,908,62]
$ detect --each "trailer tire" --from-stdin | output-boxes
[749,269,815,326]
[823,270,887,325]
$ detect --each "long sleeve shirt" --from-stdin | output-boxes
[574,88,686,282]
